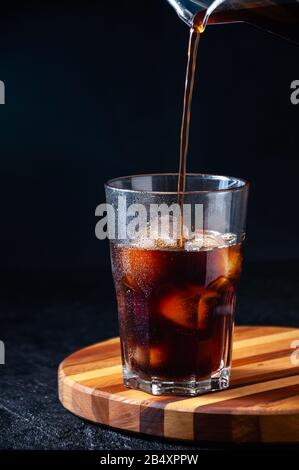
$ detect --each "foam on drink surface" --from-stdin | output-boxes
[129,226,238,252]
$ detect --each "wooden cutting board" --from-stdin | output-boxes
[58,326,299,443]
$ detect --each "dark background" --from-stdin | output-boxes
[1,0,299,277]
[0,0,299,451]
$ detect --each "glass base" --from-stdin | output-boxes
[123,366,230,396]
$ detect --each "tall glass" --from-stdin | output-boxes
[105,174,249,396]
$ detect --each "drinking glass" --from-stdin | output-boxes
[105,173,249,396]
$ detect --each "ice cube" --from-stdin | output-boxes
[222,232,238,246]
[205,243,243,284]
[151,214,189,249]
[122,274,140,292]
[159,285,203,328]
[149,345,168,368]
[130,344,167,369]
[225,245,243,279]
[197,289,219,329]
[208,275,233,293]
[132,215,189,249]
[135,237,156,249]
[130,221,155,249]
[121,247,165,290]
[185,230,225,252]
[131,345,147,367]
[213,245,242,281]
[205,276,234,314]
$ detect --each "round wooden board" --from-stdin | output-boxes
[58,326,299,443]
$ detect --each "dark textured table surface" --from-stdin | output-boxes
[1,261,299,450]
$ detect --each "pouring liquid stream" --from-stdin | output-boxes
[177,25,202,248]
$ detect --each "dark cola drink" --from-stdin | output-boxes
[111,231,243,394]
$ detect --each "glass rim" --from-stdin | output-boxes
[105,172,250,195]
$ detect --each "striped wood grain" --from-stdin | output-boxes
[58,326,299,443]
